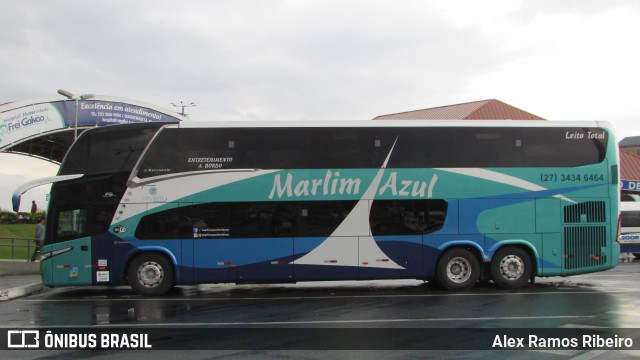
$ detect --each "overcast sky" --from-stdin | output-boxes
[1,0,640,211]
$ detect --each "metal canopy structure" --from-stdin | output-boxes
[4,128,76,163]
[0,95,185,163]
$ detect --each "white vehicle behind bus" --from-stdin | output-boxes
[619,200,640,257]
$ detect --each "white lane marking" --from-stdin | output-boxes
[532,350,581,356]
[3,315,595,328]
[570,350,608,360]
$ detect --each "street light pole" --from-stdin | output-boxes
[57,89,95,140]
[171,101,196,117]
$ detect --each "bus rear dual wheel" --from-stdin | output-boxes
[436,247,532,290]
[128,253,175,296]
[490,247,532,289]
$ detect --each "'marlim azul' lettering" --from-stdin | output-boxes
[378,172,438,197]
[269,170,361,199]
[268,170,438,199]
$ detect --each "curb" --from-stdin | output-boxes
[0,259,41,276]
[0,282,43,301]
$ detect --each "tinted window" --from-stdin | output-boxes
[370,199,448,236]
[136,203,231,240]
[136,199,448,240]
[60,123,165,175]
[135,200,359,240]
[136,126,608,178]
[52,203,118,244]
[297,201,358,237]
[522,128,607,167]
[387,127,606,168]
[387,128,525,168]
[56,207,88,241]
[309,129,393,168]
[622,211,640,228]
[137,128,395,177]
[230,202,297,238]
[236,129,310,169]
[48,173,127,244]
[49,173,130,205]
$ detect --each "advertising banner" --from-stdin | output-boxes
[56,100,180,127]
[0,99,182,149]
[0,103,66,147]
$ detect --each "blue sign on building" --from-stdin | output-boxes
[621,179,640,191]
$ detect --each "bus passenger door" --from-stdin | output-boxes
[45,207,94,286]
[44,236,94,286]
[536,198,562,276]
[232,203,295,283]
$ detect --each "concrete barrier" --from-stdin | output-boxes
[0,282,43,301]
[0,259,40,276]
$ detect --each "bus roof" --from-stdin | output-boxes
[173,120,611,129]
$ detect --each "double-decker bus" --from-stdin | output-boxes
[18,120,620,295]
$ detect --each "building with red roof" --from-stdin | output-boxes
[373,99,545,121]
[620,143,640,198]
[620,150,640,181]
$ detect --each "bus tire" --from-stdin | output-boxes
[128,253,174,296]
[490,246,532,289]
[436,248,480,290]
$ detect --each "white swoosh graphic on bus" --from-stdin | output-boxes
[293,138,405,270]
[114,170,280,223]
[435,168,576,204]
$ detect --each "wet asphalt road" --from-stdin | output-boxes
[3,262,640,359]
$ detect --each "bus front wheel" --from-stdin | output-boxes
[128,253,175,296]
[436,248,480,290]
[490,247,532,289]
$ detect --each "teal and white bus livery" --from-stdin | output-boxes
[20,120,620,295]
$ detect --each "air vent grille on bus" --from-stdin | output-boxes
[563,226,606,270]
[563,201,606,223]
